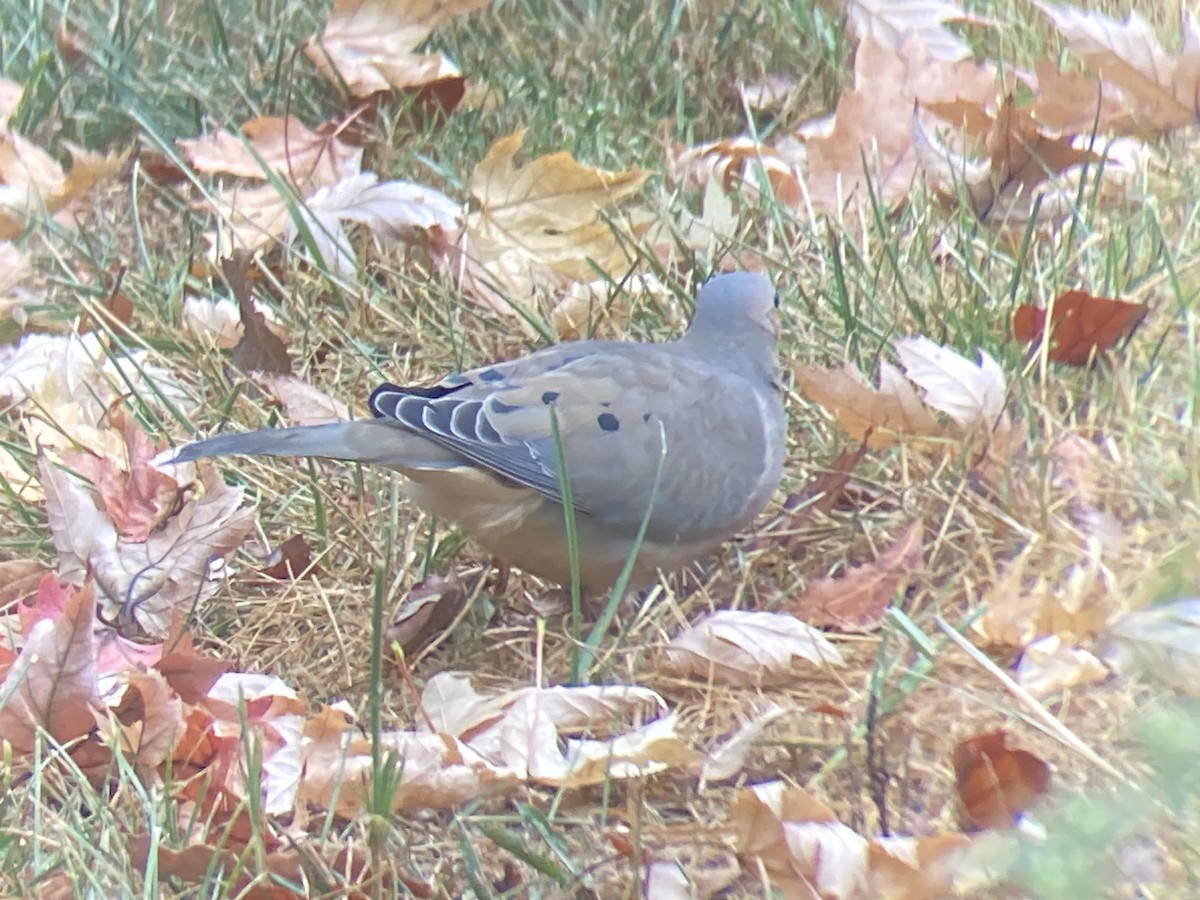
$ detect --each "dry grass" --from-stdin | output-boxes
[2,0,1200,896]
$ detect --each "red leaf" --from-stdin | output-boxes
[1013,290,1147,366]
[953,729,1050,830]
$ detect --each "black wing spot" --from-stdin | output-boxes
[773,290,781,309]
[597,412,620,432]
[490,399,521,414]
[642,413,651,423]
[477,368,505,382]
[541,390,560,405]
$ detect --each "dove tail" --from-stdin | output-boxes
[169,423,369,463]
[168,419,454,468]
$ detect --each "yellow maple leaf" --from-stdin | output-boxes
[453,130,650,313]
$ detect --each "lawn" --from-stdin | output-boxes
[1,0,1199,896]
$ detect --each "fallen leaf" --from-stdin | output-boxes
[800,36,998,216]
[42,456,257,638]
[154,633,235,705]
[282,172,459,273]
[384,573,468,656]
[0,581,102,755]
[178,115,362,187]
[0,558,52,612]
[63,407,182,542]
[845,0,993,61]
[488,694,698,788]
[669,136,802,207]
[1103,598,1200,694]
[895,335,1006,429]
[1036,4,1200,136]
[451,130,650,313]
[102,668,183,775]
[224,255,292,377]
[255,374,351,425]
[1013,289,1148,365]
[1016,634,1109,697]
[181,293,286,349]
[259,535,317,580]
[973,549,1116,649]
[953,729,1051,830]
[918,94,1105,224]
[794,359,944,449]
[699,703,787,786]
[783,520,924,631]
[304,0,489,97]
[662,610,844,686]
[1030,60,1135,135]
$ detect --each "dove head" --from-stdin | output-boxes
[680,271,780,381]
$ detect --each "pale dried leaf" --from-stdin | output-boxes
[1036,4,1200,134]
[304,0,489,97]
[1016,634,1109,697]
[491,692,696,787]
[178,116,362,186]
[845,0,988,61]
[254,374,351,425]
[284,172,459,273]
[663,610,844,686]
[42,459,256,638]
[419,671,514,738]
[895,335,1005,428]
[1104,599,1200,693]
[793,360,943,448]
[700,703,787,786]
[181,294,286,349]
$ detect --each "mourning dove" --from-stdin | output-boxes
[171,272,785,591]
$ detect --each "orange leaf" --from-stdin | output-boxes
[782,520,924,632]
[1013,289,1147,365]
[953,729,1050,830]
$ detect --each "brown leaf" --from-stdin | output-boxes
[0,581,102,754]
[383,573,468,656]
[304,0,490,97]
[919,95,1105,224]
[1036,4,1200,135]
[801,36,997,215]
[178,115,362,188]
[104,669,183,775]
[794,360,943,448]
[259,534,317,580]
[783,520,924,632]
[953,729,1051,830]
[223,254,292,377]
[972,550,1116,649]
[1031,60,1135,135]
[154,632,234,705]
[1013,289,1148,366]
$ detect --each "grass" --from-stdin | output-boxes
[1,0,1200,895]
